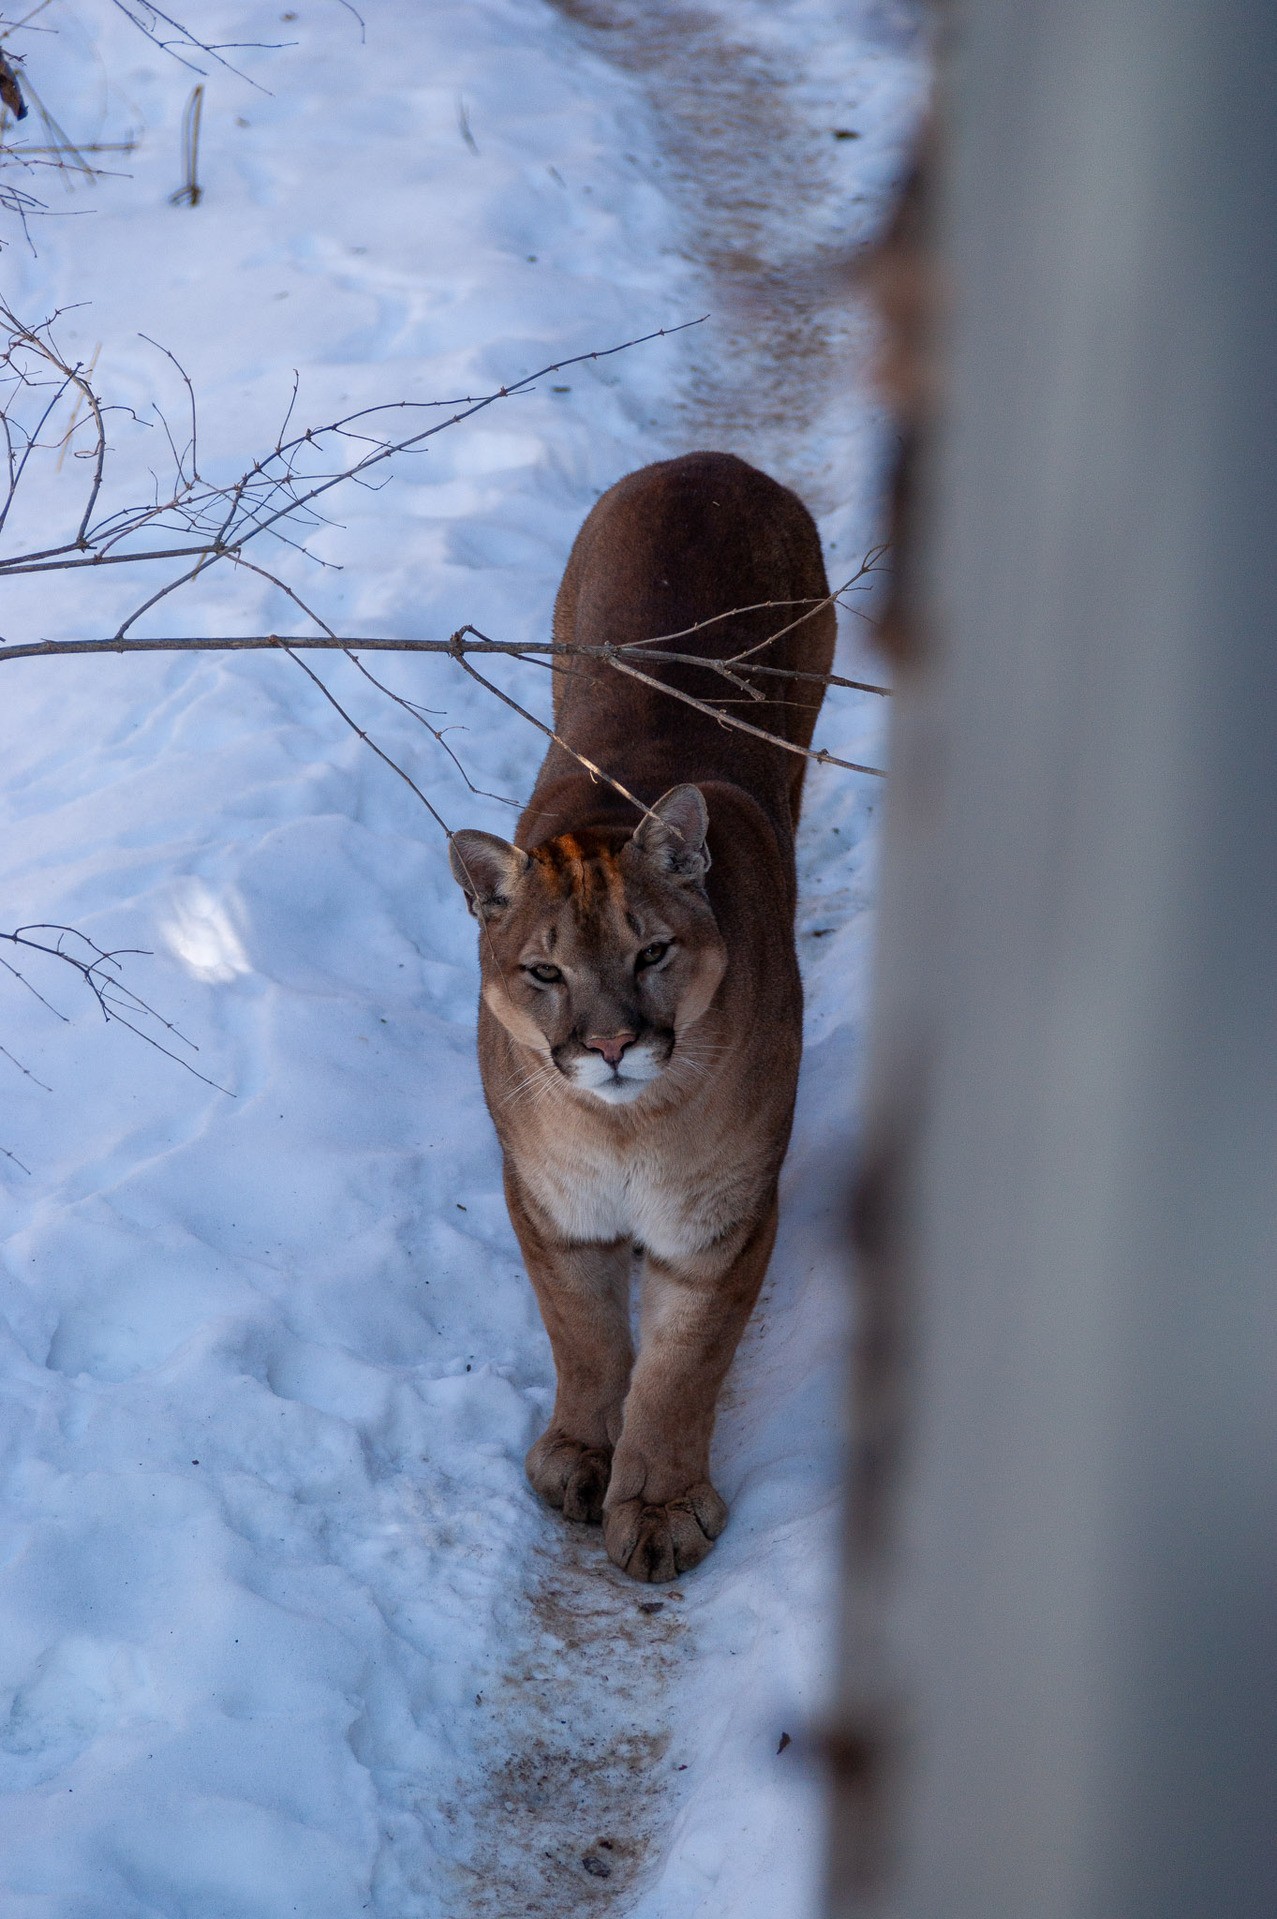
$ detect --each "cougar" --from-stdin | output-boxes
[449,450,834,1581]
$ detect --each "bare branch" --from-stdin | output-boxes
[0,53,132,239]
[0,943,68,1019]
[0,629,893,699]
[0,1038,51,1090]
[0,305,708,644]
[0,924,230,1091]
[0,300,886,875]
[623,648,891,698]
[343,649,522,810]
[271,642,455,836]
[106,0,284,89]
[598,650,886,779]
[0,624,889,791]
[167,83,203,207]
[447,642,665,824]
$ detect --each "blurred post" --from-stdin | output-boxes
[829,2,1277,1916]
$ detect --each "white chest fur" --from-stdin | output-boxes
[521,1111,737,1265]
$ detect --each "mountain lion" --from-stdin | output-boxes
[449,451,834,1581]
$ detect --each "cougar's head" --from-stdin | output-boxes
[449,786,727,1106]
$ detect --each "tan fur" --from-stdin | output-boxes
[449,451,834,1581]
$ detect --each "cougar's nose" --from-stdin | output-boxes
[584,1031,636,1069]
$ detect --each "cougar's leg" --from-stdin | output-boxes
[603,1193,779,1582]
[506,1166,634,1526]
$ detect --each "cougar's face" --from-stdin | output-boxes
[450,793,727,1107]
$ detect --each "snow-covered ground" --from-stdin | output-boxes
[0,3,924,1913]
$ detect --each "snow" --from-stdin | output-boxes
[0,2,925,1913]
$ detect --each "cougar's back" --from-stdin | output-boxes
[521,451,835,849]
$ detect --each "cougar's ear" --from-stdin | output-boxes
[629,784,711,884]
[449,830,530,920]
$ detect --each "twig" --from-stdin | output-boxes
[6,143,137,156]
[344,650,521,809]
[54,340,99,472]
[600,651,885,778]
[0,923,231,1091]
[107,0,284,89]
[624,649,891,698]
[0,625,889,781]
[0,630,892,697]
[0,303,888,833]
[0,306,707,593]
[168,83,203,206]
[0,1038,51,1089]
[271,642,455,835]
[0,944,67,1018]
[0,622,887,710]
[447,645,664,823]
[3,2,57,36]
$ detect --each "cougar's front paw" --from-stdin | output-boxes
[603,1482,728,1583]
[526,1430,613,1525]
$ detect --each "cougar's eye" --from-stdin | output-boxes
[526,962,563,984]
[636,941,670,970]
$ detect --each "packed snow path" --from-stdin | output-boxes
[0,3,923,1914]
